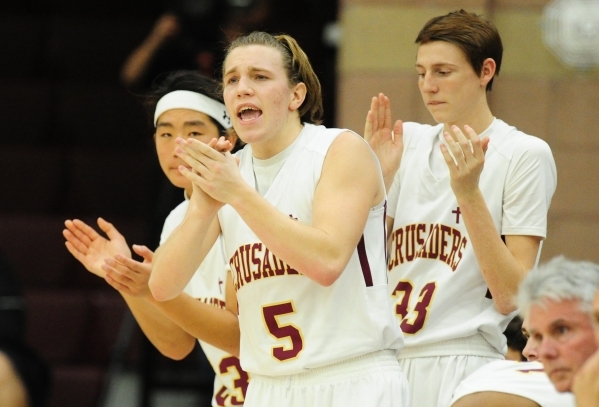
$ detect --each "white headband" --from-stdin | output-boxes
[154,90,232,129]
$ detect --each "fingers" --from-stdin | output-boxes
[132,244,154,263]
[175,138,223,178]
[180,137,224,161]
[64,240,87,264]
[113,253,150,274]
[365,93,395,143]
[213,136,233,153]
[393,120,403,144]
[104,273,129,293]
[64,219,98,247]
[443,125,484,164]
[62,228,87,254]
[103,256,151,296]
[364,109,374,141]
[481,137,490,154]
[376,93,386,129]
[64,240,106,278]
[383,94,392,132]
[439,142,458,173]
[97,218,124,242]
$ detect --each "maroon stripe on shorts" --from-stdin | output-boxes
[357,235,373,287]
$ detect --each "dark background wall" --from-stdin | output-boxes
[0,1,338,406]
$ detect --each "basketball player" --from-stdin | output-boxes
[150,32,410,407]
[364,9,557,407]
[63,70,249,406]
[450,318,575,407]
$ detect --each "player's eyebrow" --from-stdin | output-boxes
[156,120,209,128]
[415,62,459,69]
[224,65,274,78]
[182,120,208,127]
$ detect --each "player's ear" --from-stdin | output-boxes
[289,82,307,112]
[480,58,496,88]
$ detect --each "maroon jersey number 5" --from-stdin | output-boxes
[262,302,304,361]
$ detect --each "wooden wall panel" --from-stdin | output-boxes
[549,78,599,150]
[489,76,552,142]
[550,150,599,216]
[336,71,434,134]
[542,216,599,263]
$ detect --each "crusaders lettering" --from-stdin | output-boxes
[388,223,467,272]
[198,297,226,309]
[229,243,300,290]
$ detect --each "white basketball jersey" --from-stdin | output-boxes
[450,360,575,407]
[161,200,249,407]
[218,123,404,376]
[387,119,557,355]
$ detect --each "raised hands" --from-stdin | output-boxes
[364,93,404,190]
[63,218,131,278]
[102,245,154,298]
[440,125,490,200]
[175,136,245,210]
[64,218,157,299]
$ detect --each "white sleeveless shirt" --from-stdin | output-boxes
[218,123,404,376]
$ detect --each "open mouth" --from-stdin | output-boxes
[238,106,262,122]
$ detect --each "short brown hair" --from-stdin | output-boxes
[222,31,324,125]
[416,9,503,91]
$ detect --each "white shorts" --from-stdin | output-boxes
[399,334,502,407]
[244,350,411,407]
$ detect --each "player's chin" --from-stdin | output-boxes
[167,171,192,190]
[549,370,572,393]
[427,109,447,124]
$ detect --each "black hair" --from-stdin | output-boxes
[503,315,527,361]
[145,70,228,137]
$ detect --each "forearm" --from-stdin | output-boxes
[150,207,217,301]
[459,190,528,314]
[121,294,195,360]
[230,185,359,287]
[151,293,240,357]
[120,36,163,86]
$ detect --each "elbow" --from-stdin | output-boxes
[312,263,345,287]
[497,305,517,316]
[224,343,240,359]
[494,298,517,315]
[158,341,194,361]
[316,275,338,287]
[148,276,175,302]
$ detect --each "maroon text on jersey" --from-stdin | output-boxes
[388,223,468,272]
[229,243,301,291]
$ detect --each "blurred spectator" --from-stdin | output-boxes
[504,315,527,362]
[120,0,271,90]
[0,253,51,407]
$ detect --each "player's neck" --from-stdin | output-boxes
[252,120,304,160]
[443,105,494,140]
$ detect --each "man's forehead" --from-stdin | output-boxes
[528,299,586,329]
